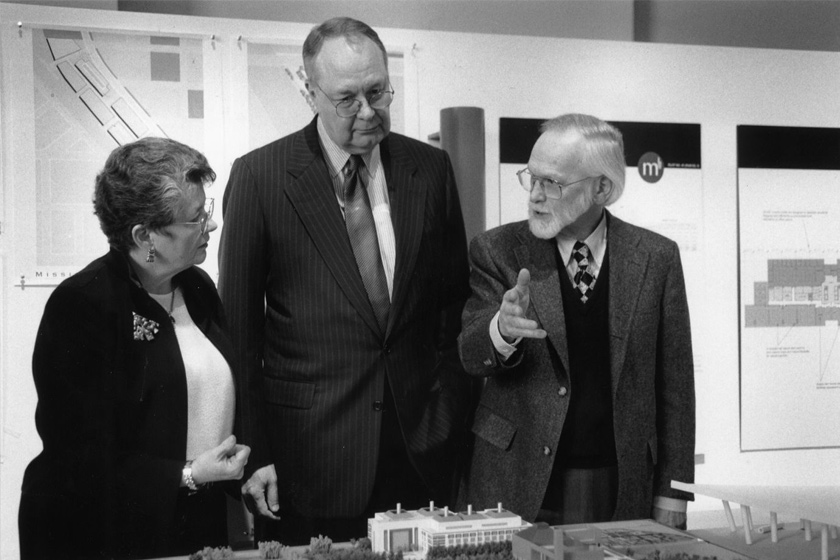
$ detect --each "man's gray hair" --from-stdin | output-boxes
[541,113,626,205]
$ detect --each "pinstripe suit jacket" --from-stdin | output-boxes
[218,117,473,518]
[457,212,695,521]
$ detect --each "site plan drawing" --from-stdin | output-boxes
[31,28,205,276]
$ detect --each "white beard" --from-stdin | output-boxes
[527,186,596,240]
[528,209,562,239]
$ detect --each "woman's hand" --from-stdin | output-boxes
[190,435,250,485]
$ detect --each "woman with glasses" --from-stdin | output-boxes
[18,137,250,559]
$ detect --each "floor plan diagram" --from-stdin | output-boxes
[744,259,840,328]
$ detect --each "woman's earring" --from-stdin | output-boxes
[146,246,156,263]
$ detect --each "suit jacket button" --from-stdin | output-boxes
[542,446,551,456]
[372,400,384,412]
[558,386,568,397]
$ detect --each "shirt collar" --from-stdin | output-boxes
[316,116,380,178]
[557,211,608,266]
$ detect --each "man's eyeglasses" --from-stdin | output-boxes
[174,198,214,235]
[314,83,395,118]
[516,169,599,200]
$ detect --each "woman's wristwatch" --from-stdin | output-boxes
[182,460,200,492]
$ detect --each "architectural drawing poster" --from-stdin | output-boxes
[29,28,206,280]
[739,125,840,450]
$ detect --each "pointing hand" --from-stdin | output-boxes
[498,269,547,341]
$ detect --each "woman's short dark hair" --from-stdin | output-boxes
[302,17,388,84]
[93,137,216,253]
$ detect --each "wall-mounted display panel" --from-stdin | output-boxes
[738,125,840,451]
[29,28,207,279]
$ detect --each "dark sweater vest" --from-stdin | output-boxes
[553,246,617,469]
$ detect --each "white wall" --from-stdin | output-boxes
[2,2,840,557]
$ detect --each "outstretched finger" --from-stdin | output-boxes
[513,268,532,296]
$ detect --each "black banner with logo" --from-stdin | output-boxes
[500,118,701,169]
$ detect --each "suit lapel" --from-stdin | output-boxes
[606,211,648,395]
[283,119,384,336]
[382,135,424,336]
[515,228,570,377]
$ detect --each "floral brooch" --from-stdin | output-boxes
[132,312,160,341]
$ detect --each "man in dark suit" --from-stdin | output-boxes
[218,17,473,545]
[458,114,695,528]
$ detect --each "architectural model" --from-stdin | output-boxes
[368,506,746,560]
[510,519,747,560]
[672,480,840,560]
[368,502,531,556]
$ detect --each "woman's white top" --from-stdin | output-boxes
[149,287,235,459]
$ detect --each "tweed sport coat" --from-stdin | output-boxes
[457,211,695,522]
[217,117,474,519]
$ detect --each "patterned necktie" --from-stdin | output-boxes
[572,241,596,303]
[343,155,390,331]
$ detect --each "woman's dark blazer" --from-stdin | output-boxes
[18,248,237,559]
